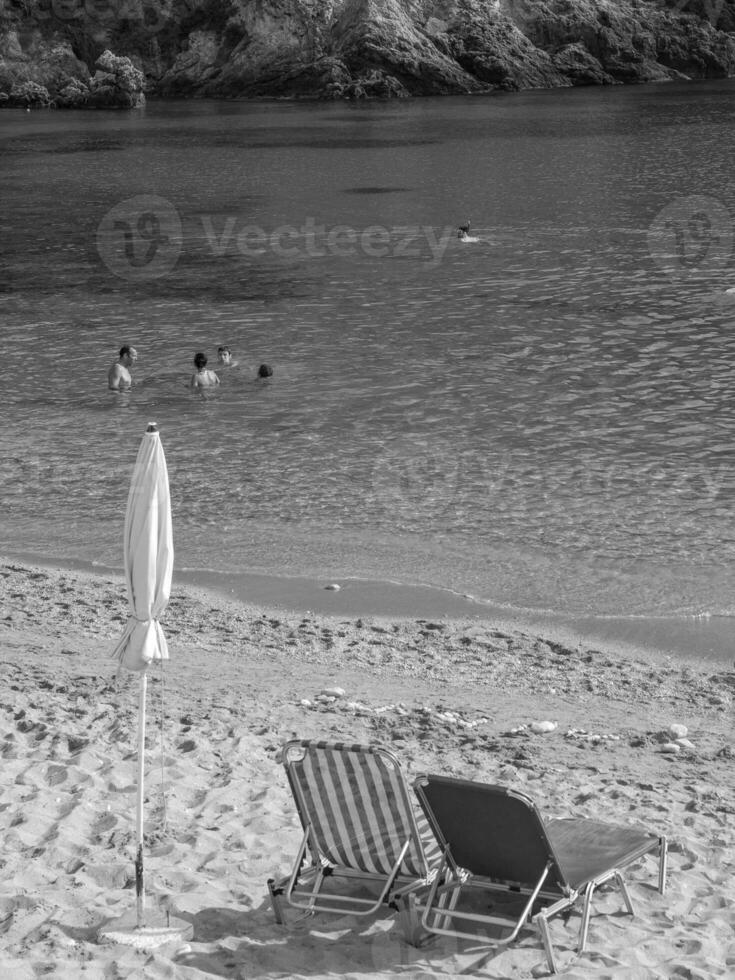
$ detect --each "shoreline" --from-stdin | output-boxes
[2,553,731,736]
[2,552,732,732]
[7,547,733,668]
[1,555,734,978]
[5,78,734,112]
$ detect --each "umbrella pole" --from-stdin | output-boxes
[98,659,191,948]
[135,670,147,928]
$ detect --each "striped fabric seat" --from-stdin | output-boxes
[268,740,440,924]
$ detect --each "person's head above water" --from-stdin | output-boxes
[217,345,239,367]
[119,345,138,364]
[258,363,273,378]
[194,352,208,370]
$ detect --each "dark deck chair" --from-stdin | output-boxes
[411,774,668,974]
[268,740,441,928]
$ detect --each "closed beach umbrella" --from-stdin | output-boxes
[111,422,172,930]
[112,422,172,673]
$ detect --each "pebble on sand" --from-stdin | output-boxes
[530,721,557,734]
[320,686,346,698]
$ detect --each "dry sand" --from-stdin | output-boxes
[1,558,734,978]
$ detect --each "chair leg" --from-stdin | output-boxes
[614,870,635,916]
[435,883,459,932]
[578,882,595,953]
[303,866,328,914]
[268,878,285,925]
[537,913,558,974]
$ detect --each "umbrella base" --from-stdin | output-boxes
[98,909,193,949]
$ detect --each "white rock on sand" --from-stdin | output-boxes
[319,686,346,698]
[530,720,558,734]
[1,559,734,979]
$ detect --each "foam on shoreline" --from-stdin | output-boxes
[6,548,732,667]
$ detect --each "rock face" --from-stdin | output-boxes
[0,0,734,106]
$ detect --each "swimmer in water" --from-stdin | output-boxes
[217,345,239,368]
[190,352,220,389]
[108,345,138,390]
[257,363,273,378]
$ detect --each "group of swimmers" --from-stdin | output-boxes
[107,344,273,391]
[190,348,273,390]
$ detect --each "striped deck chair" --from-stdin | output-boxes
[268,740,440,926]
[413,774,668,974]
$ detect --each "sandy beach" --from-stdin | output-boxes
[1,557,734,979]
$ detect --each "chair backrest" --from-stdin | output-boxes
[283,740,432,879]
[414,774,568,893]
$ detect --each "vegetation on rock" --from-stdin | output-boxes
[0,0,733,106]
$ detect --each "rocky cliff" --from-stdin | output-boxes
[1,0,734,106]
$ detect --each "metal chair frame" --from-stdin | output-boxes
[413,774,668,974]
[268,740,439,927]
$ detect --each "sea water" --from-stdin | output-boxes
[2,81,735,660]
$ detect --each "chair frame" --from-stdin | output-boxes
[412,774,668,974]
[268,739,439,926]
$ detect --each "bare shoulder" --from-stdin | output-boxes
[108,362,122,388]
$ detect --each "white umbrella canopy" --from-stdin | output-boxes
[112,422,173,672]
[100,423,191,946]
